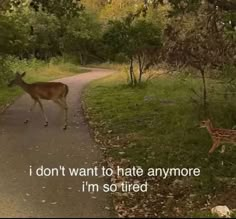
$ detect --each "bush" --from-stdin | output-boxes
[0,56,46,86]
[0,57,13,85]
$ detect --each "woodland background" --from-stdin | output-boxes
[0,0,236,217]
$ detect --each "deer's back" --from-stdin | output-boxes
[29,82,68,100]
[212,128,236,142]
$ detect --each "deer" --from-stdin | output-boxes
[200,119,236,154]
[8,72,69,130]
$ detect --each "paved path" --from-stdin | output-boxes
[0,68,115,217]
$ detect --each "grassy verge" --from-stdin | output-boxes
[0,60,89,109]
[83,70,236,217]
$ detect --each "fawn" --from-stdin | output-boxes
[200,119,236,154]
[8,72,69,130]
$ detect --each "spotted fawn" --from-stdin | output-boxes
[200,119,236,154]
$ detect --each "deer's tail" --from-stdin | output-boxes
[64,84,69,98]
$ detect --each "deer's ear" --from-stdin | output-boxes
[21,72,26,77]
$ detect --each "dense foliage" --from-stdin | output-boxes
[104,19,162,85]
[0,0,235,88]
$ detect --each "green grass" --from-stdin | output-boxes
[84,74,236,172]
[189,212,218,218]
[0,61,89,108]
[83,71,236,216]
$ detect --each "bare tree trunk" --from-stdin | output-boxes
[200,69,207,111]
[138,55,143,83]
[133,69,137,86]
[130,57,134,86]
[129,57,138,86]
[79,53,84,65]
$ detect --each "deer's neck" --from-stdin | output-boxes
[18,80,30,93]
[206,122,214,134]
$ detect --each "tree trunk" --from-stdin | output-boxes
[130,57,134,86]
[200,69,207,111]
[79,53,84,65]
[133,72,137,86]
[138,55,143,83]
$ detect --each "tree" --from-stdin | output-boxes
[30,0,84,19]
[149,0,236,13]
[0,10,30,57]
[99,0,144,23]
[63,12,102,65]
[131,20,162,83]
[161,1,236,112]
[29,9,61,60]
[103,18,162,86]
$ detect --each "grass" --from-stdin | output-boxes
[0,61,89,108]
[83,70,236,217]
[191,211,236,218]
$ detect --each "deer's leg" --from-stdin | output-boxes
[24,100,37,124]
[209,138,220,154]
[54,98,68,130]
[37,99,48,127]
[61,98,68,130]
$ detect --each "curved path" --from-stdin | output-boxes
[0,68,115,217]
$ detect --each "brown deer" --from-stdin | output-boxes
[8,72,69,130]
[200,119,236,154]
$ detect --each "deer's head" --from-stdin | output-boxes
[200,119,212,128]
[8,72,26,87]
